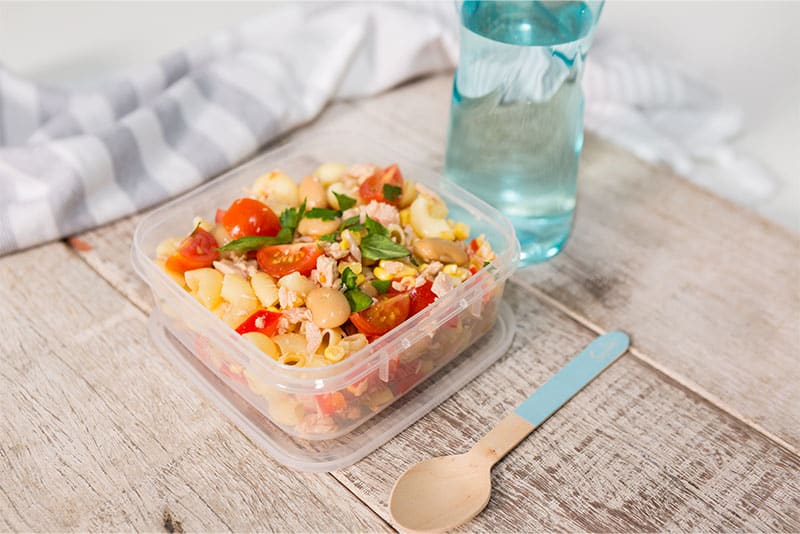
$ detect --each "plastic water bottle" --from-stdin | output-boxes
[445,1,603,265]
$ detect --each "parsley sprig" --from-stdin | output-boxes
[382,183,402,202]
[341,266,372,312]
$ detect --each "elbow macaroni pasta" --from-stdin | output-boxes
[155,160,501,436]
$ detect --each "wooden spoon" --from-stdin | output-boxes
[389,331,630,533]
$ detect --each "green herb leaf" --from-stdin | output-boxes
[340,215,361,230]
[333,192,357,211]
[382,183,402,202]
[218,228,293,253]
[318,232,338,242]
[364,215,388,236]
[360,233,410,260]
[304,207,340,221]
[341,267,358,291]
[279,199,307,232]
[483,261,491,267]
[371,280,392,295]
[345,288,373,313]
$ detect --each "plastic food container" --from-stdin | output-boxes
[132,131,519,471]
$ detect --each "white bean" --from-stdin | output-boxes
[306,287,351,328]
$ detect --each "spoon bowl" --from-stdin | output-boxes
[389,452,492,533]
[388,331,630,532]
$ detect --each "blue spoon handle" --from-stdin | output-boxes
[473,331,630,465]
[515,330,630,427]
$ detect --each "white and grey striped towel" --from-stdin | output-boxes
[0,3,457,255]
[0,3,773,256]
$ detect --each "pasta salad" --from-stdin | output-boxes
[156,162,496,371]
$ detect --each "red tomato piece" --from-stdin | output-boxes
[316,391,347,415]
[165,228,219,273]
[235,310,281,337]
[358,163,404,205]
[214,208,226,223]
[221,198,280,239]
[391,363,423,396]
[350,293,410,336]
[256,243,322,278]
[408,280,437,316]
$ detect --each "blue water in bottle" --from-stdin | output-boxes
[445,1,602,265]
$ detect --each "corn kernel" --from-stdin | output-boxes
[442,264,459,275]
[356,274,366,285]
[324,345,346,363]
[399,208,411,226]
[340,238,350,250]
[453,222,470,241]
[373,267,391,281]
[338,261,362,275]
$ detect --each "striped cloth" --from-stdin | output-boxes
[0,3,456,255]
[0,4,773,256]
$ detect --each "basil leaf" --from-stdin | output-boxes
[360,233,410,260]
[344,288,373,313]
[364,215,388,236]
[382,183,402,202]
[371,280,392,295]
[333,192,357,211]
[304,207,340,221]
[340,215,361,230]
[341,267,358,291]
[218,228,293,252]
[318,232,338,242]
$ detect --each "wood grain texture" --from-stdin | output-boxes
[337,285,800,532]
[0,244,390,532]
[514,136,800,451]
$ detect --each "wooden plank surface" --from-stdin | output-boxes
[0,244,390,532]
[2,73,799,531]
[514,138,800,452]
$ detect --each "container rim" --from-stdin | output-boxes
[132,129,520,392]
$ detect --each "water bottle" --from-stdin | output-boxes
[445,1,604,265]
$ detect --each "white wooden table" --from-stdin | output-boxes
[2,75,798,532]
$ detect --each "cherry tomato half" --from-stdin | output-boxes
[256,243,322,278]
[350,292,410,337]
[221,198,280,239]
[235,309,282,337]
[165,228,219,273]
[408,280,437,316]
[358,163,404,205]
